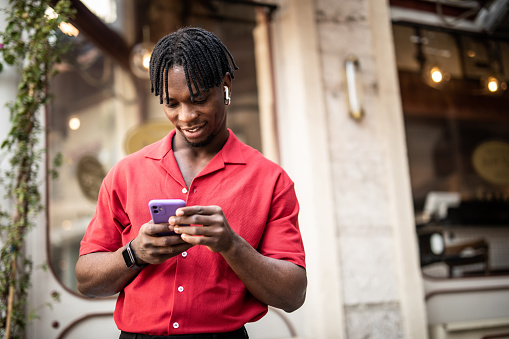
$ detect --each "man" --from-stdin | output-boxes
[75,27,307,339]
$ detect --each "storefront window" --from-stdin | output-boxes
[48,33,138,291]
[48,1,264,293]
[393,23,509,279]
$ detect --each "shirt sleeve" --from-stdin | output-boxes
[257,176,306,269]
[79,174,130,256]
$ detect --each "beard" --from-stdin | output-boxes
[184,130,218,148]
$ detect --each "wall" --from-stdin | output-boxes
[271,0,428,338]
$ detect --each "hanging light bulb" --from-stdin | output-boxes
[130,42,154,79]
[142,51,151,69]
[430,66,443,83]
[422,63,449,89]
[487,76,499,92]
[130,26,154,79]
[483,74,507,95]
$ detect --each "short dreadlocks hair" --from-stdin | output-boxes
[149,27,238,104]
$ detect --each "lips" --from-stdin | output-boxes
[181,122,207,139]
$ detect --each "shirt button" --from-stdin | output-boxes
[182,188,188,194]
[182,251,187,257]
[178,286,184,292]
[173,322,179,329]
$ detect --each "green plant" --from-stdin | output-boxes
[0,1,74,338]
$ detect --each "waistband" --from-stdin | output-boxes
[119,326,249,339]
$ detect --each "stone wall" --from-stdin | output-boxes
[270,0,428,337]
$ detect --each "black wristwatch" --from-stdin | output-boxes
[122,239,148,269]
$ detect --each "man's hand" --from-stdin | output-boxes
[169,205,306,312]
[132,220,194,265]
[75,219,194,298]
[170,205,235,253]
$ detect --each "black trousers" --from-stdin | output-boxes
[119,326,249,339]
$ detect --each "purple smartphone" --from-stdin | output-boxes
[149,199,186,235]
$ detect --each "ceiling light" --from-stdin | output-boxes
[59,22,79,37]
[45,6,79,37]
[69,117,81,130]
[61,220,73,230]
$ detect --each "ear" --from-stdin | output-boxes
[222,72,232,92]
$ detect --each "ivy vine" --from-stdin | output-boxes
[0,1,74,338]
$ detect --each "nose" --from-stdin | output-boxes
[178,103,197,123]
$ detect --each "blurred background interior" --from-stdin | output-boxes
[51,0,509,288]
[33,0,509,338]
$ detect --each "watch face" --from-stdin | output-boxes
[122,247,135,268]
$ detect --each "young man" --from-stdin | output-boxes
[75,27,307,339]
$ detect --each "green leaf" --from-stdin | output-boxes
[0,0,75,334]
[3,53,15,65]
[5,21,14,35]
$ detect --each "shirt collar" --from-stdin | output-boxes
[143,129,175,160]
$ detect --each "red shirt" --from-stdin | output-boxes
[79,129,305,335]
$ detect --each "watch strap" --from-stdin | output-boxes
[122,239,148,269]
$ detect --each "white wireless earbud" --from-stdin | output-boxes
[224,86,231,105]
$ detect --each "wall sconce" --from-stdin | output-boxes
[130,26,154,79]
[345,55,364,121]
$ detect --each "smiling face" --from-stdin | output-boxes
[162,66,231,151]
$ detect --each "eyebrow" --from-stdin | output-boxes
[162,91,209,103]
